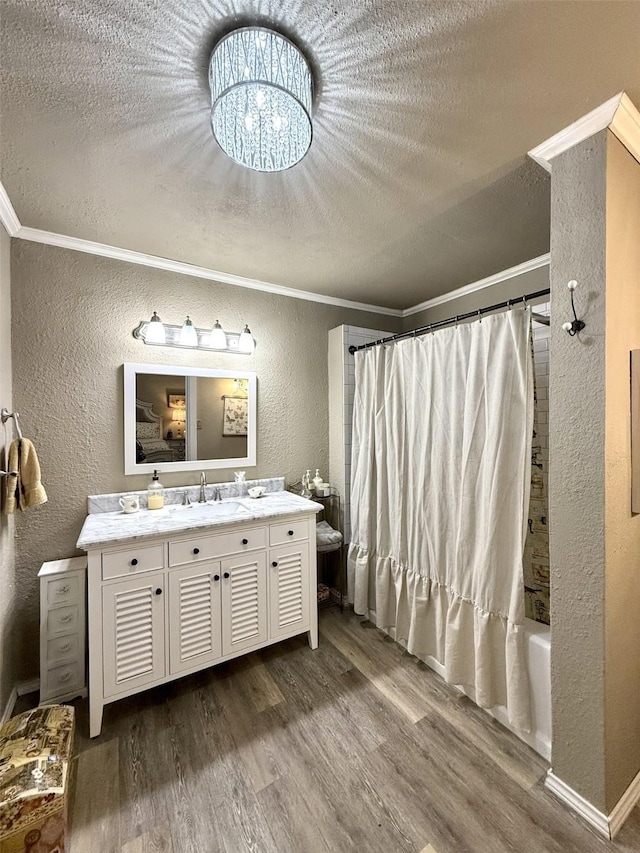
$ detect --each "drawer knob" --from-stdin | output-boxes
[241,538,248,545]
[272,561,278,568]
[130,558,139,566]
[193,547,200,555]
[288,530,294,536]
[57,584,71,595]
[59,642,71,652]
[155,588,163,596]
[59,614,73,623]
[60,671,72,682]
[223,572,230,579]
[213,574,220,582]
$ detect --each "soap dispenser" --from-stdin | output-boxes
[312,469,323,492]
[147,469,165,510]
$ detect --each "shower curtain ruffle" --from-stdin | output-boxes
[348,544,531,732]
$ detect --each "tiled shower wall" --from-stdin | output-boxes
[525,308,551,624]
[329,313,551,624]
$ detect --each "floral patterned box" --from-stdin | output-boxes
[0,705,74,853]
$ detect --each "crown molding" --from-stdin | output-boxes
[528,92,623,172]
[0,182,21,236]
[14,224,403,317]
[403,253,550,317]
[1,179,551,319]
[528,91,640,173]
[609,92,640,167]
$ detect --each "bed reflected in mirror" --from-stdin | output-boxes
[124,364,256,475]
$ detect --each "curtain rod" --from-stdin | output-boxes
[348,287,551,354]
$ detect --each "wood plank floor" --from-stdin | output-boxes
[58,609,640,852]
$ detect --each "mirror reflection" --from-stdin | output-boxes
[124,364,256,474]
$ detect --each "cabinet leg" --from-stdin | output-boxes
[307,627,318,650]
[89,697,104,738]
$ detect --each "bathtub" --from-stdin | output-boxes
[373,613,552,760]
[489,618,552,760]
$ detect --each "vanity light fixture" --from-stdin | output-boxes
[133,314,256,354]
[210,320,227,350]
[238,325,256,354]
[179,316,198,347]
[145,311,166,345]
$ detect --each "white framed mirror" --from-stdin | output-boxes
[124,363,257,475]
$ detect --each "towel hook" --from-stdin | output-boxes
[477,309,482,324]
[562,280,586,336]
[1,408,23,440]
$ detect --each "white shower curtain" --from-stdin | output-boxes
[347,308,533,731]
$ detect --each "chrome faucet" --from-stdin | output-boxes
[181,490,190,506]
[199,471,207,503]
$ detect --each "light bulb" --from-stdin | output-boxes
[562,322,573,332]
[210,320,227,350]
[567,280,577,291]
[145,311,165,345]
[238,324,255,354]
[244,113,254,132]
[179,316,198,347]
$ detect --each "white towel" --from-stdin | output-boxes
[316,520,343,549]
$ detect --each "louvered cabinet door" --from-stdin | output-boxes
[268,543,311,640]
[102,573,165,698]
[169,563,222,674]
[221,552,267,656]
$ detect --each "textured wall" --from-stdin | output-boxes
[9,240,401,683]
[0,225,15,713]
[604,134,640,810]
[549,132,608,810]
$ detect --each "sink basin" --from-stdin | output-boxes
[168,500,248,519]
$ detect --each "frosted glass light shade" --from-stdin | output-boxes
[179,316,198,347]
[146,312,165,344]
[210,320,227,349]
[209,27,312,172]
[238,325,255,353]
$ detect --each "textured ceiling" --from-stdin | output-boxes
[1,1,639,309]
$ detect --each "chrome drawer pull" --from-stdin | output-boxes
[59,671,72,682]
[59,642,71,652]
[59,614,73,623]
[56,584,71,595]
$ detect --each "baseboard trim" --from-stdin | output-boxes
[0,678,41,724]
[609,768,640,839]
[545,768,640,840]
[545,771,610,838]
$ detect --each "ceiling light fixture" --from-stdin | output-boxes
[209,27,313,172]
[133,315,255,354]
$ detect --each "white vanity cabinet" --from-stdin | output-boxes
[86,508,318,737]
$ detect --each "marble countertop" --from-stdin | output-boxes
[77,490,322,550]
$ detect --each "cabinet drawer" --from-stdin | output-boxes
[46,604,79,637]
[102,543,165,581]
[269,518,309,547]
[169,527,267,567]
[43,661,82,696]
[46,633,80,665]
[45,574,81,607]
